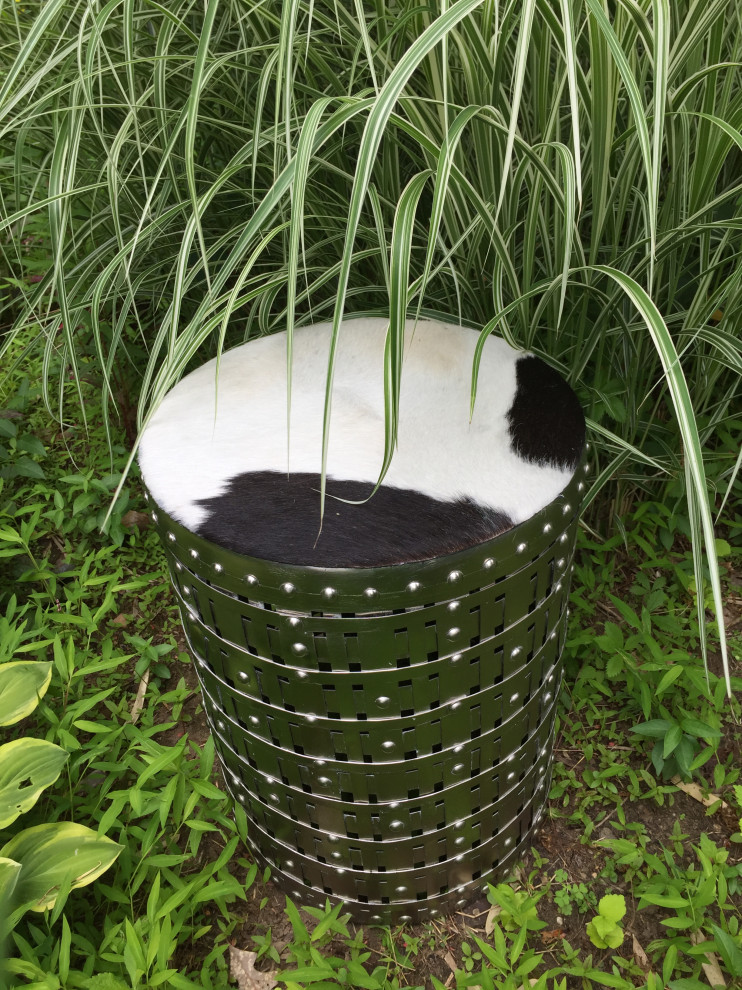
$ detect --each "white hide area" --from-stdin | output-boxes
[138,318,573,531]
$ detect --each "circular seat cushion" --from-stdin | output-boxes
[138,318,584,567]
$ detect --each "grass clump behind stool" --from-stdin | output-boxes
[140,318,587,923]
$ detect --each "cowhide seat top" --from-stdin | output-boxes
[138,318,585,567]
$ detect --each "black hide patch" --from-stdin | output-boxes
[508,356,585,469]
[195,472,514,567]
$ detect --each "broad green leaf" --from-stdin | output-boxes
[656,666,683,696]
[631,719,672,739]
[0,856,21,906]
[598,894,626,923]
[0,662,52,726]
[0,738,69,828]
[679,717,722,740]
[1,821,122,918]
[663,723,684,759]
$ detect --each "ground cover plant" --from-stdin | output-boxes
[0,353,740,989]
[1,0,742,987]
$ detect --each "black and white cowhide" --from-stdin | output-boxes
[138,318,584,567]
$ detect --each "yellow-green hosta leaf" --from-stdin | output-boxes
[0,856,21,904]
[0,738,69,828]
[0,822,122,917]
[0,662,52,726]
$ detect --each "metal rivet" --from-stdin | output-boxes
[291,642,307,656]
[557,558,566,569]
[318,776,331,785]
[560,532,569,543]
[288,617,302,629]
[189,548,197,558]
[399,915,412,923]
[516,542,527,553]
[238,671,249,681]
[510,646,522,658]
[322,587,336,599]
[175,561,182,570]
[284,860,294,868]
[510,693,519,703]
[143,492,149,501]
[182,585,190,595]
[556,582,563,592]
[450,652,463,663]
[544,692,552,703]
[390,820,404,831]
[376,696,391,708]
[562,503,571,514]
[543,523,552,534]
[453,745,463,754]
[447,627,461,640]
[584,462,590,474]
[332,851,342,859]
[316,760,326,767]
[456,899,467,907]
[453,763,465,773]
[550,631,557,640]
[448,570,463,583]
[269,793,279,803]
[396,885,408,893]
[306,714,316,723]
[454,836,466,846]
[281,582,295,594]
[328,834,340,843]
[336,868,345,875]
[364,587,377,598]
[215,562,223,573]
[577,482,585,492]
[504,837,512,847]
[217,720,225,731]
[447,600,460,613]
[167,531,176,542]
[483,557,495,569]
[151,511,158,522]
[239,792,246,802]
[507,772,515,781]
[382,740,395,751]
[407,581,421,592]
[297,670,308,679]
[246,574,258,586]
[249,716,259,725]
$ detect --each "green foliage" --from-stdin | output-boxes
[551,870,596,917]
[631,716,722,780]
[0,0,739,684]
[586,894,627,950]
[485,883,546,933]
[0,648,122,943]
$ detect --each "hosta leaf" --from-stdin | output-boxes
[0,662,52,726]
[0,821,122,918]
[0,738,69,828]
[0,856,21,905]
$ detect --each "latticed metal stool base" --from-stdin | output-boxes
[147,454,587,923]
